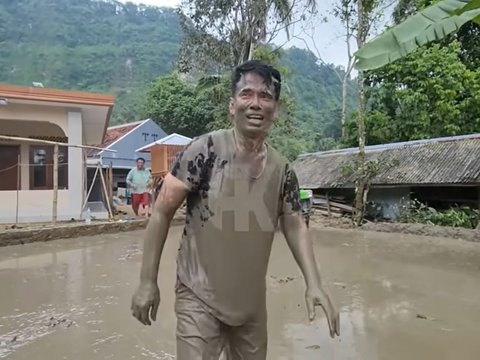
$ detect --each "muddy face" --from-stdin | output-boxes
[229,72,277,139]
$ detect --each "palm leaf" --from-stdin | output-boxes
[354,0,480,71]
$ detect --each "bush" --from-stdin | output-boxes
[398,198,479,229]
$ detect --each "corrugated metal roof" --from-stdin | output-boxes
[293,134,480,189]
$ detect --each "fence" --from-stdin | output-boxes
[0,158,113,224]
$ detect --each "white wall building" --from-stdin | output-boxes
[0,83,115,223]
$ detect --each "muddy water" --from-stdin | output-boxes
[1,227,479,360]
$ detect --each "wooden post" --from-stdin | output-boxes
[326,191,331,218]
[99,166,113,219]
[476,187,480,230]
[163,146,167,174]
[82,164,99,214]
[16,154,20,224]
[52,144,59,224]
[109,162,113,205]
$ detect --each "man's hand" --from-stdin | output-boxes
[305,285,340,338]
[131,282,160,326]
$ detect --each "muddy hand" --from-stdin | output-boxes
[305,286,340,338]
[131,282,160,326]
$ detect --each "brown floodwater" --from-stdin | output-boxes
[1,226,479,359]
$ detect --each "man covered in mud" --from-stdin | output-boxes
[131,60,340,359]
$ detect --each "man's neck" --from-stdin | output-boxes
[233,128,266,154]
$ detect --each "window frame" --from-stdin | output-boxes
[29,145,69,190]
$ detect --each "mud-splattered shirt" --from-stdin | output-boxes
[170,128,301,325]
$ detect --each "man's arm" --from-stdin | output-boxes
[278,164,340,338]
[131,136,204,326]
[140,173,186,283]
[126,169,135,189]
[131,173,187,326]
[280,214,340,338]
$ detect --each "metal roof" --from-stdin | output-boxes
[135,133,192,153]
[293,134,480,189]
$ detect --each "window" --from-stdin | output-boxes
[0,145,20,191]
[29,145,68,190]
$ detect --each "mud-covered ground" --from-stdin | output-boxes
[1,226,479,359]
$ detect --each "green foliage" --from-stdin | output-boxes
[142,74,213,137]
[398,198,480,228]
[392,0,480,71]
[344,41,480,146]
[354,0,480,70]
[279,47,356,148]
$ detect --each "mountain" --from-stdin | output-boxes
[280,47,356,146]
[0,0,181,122]
[0,0,354,144]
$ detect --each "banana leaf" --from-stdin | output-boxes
[354,0,480,71]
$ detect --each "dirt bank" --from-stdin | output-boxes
[0,216,184,247]
[2,209,479,248]
[310,212,480,242]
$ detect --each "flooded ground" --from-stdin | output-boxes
[1,226,479,359]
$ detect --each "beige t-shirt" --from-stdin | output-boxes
[170,128,301,325]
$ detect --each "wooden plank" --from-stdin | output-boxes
[313,200,353,213]
[99,167,113,219]
[0,135,116,152]
[326,192,331,217]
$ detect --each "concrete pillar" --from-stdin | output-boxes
[20,143,29,190]
[68,112,83,219]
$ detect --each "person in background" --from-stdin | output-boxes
[127,157,152,218]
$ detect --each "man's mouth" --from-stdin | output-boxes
[247,115,264,120]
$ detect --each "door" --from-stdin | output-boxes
[0,145,21,191]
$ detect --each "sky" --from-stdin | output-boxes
[120,0,391,69]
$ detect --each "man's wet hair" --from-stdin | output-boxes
[136,157,146,163]
[231,60,282,101]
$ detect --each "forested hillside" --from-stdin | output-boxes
[0,0,353,139]
[0,0,181,122]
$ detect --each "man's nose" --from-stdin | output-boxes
[249,94,261,109]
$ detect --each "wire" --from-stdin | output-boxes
[0,164,19,173]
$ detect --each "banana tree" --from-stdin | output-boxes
[354,0,480,70]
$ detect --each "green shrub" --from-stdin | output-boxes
[398,198,479,229]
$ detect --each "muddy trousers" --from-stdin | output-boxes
[175,282,267,360]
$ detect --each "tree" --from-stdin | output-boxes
[354,0,480,71]
[392,0,480,71]
[343,41,480,145]
[331,0,391,225]
[142,74,213,137]
[332,0,357,138]
[177,0,317,73]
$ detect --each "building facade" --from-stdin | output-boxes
[0,84,114,223]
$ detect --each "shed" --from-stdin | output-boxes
[293,133,480,219]
[136,133,192,177]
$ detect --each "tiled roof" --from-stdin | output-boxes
[293,133,480,189]
[88,120,145,156]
